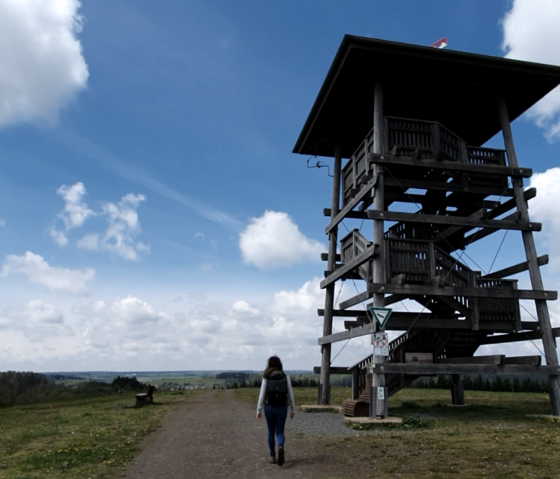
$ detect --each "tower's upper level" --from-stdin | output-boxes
[293,35,560,159]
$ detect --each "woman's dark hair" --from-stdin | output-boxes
[262,355,283,378]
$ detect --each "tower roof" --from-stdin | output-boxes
[293,35,560,158]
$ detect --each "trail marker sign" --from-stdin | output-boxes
[369,307,392,329]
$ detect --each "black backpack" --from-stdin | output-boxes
[266,371,288,407]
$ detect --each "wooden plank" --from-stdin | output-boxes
[460,212,519,247]
[325,175,378,234]
[487,188,537,219]
[313,366,351,375]
[323,208,368,219]
[432,209,485,243]
[481,255,549,280]
[320,245,378,289]
[439,355,505,365]
[384,177,515,197]
[321,253,341,262]
[339,291,371,310]
[344,319,368,330]
[385,192,499,210]
[436,296,472,317]
[503,356,542,366]
[372,363,560,375]
[318,322,377,345]
[367,282,557,300]
[368,153,532,177]
[480,327,560,345]
[367,210,541,232]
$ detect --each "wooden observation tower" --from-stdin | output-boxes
[293,36,560,416]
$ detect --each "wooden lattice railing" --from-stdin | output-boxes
[341,116,508,206]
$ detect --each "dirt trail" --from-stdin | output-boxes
[121,389,342,479]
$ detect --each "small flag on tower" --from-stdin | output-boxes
[430,37,447,49]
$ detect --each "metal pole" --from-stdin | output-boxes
[320,144,342,405]
[498,97,560,416]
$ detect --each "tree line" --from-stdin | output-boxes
[218,374,320,389]
[0,371,147,407]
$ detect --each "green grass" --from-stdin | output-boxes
[236,386,560,478]
[0,390,198,479]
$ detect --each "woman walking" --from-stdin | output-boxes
[256,355,295,466]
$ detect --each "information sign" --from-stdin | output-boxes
[369,307,393,329]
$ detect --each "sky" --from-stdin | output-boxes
[2,0,560,372]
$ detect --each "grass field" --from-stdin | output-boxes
[236,386,560,479]
[0,390,193,479]
[2,387,560,478]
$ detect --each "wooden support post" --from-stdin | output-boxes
[451,374,465,405]
[319,144,342,405]
[498,97,560,416]
[370,81,388,418]
[352,367,359,400]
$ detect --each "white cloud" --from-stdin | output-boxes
[50,182,94,244]
[50,183,149,260]
[529,168,560,264]
[501,0,560,141]
[57,182,94,229]
[1,251,94,293]
[96,193,148,260]
[0,0,88,128]
[239,211,324,271]
[0,299,72,341]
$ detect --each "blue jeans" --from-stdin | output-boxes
[264,404,287,455]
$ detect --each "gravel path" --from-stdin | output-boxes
[120,389,368,479]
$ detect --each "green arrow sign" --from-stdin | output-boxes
[369,307,393,329]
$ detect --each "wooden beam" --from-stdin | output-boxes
[481,255,549,280]
[368,153,532,178]
[499,97,560,415]
[503,356,542,366]
[344,319,368,329]
[320,245,378,289]
[480,327,560,345]
[321,252,341,262]
[318,322,377,345]
[436,296,472,318]
[339,291,371,310]
[325,175,378,234]
[317,309,539,332]
[432,208,485,244]
[439,355,504,365]
[367,282,557,301]
[460,212,519,247]
[384,177,515,197]
[385,192,499,210]
[487,188,537,219]
[367,210,541,232]
[372,363,560,375]
[313,366,351,375]
[323,208,368,220]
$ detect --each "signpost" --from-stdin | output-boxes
[369,306,392,418]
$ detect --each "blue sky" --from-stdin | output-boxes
[2,0,560,372]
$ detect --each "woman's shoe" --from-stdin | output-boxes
[270,454,277,464]
[277,446,285,466]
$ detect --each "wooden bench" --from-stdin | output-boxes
[135,385,155,407]
[342,373,372,417]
